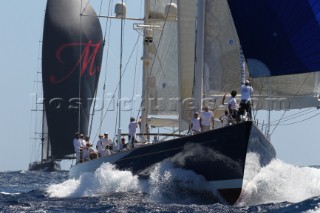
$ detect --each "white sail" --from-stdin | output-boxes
[193,0,243,120]
[41,111,50,161]
[202,0,243,96]
[145,0,179,127]
[177,0,196,131]
[251,73,320,110]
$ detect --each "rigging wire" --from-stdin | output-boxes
[130,36,141,117]
[87,0,104,136]
[269,108,314,124]
[97,35,141,135]
[273,111,320,126]
[81,0,114,139]
[130,0,144,119]
[269,73,311,135]
[137,0,173,120]
[92,0,142,139]
[29,38,44,163]
[78,0,84,133]
[81,0,99,138]
[94,0,175,139]
[268,108,319,126]
[96,0,113,135]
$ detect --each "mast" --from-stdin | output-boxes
[117,0,126,150]
[194,0,205,112]
[40,93,47,162]
[41,108,46,162]
[140,0,150,141]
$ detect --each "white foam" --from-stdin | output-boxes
[0,192,20,195]
[147,160,219,203]
[47,161,218,202]
[238,153,320,206]
[47,163,140,198]
[47,156,320,205]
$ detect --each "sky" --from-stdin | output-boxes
[0,0,319,172]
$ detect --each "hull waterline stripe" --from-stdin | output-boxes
[208,179,243,189]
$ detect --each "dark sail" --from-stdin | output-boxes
[227,0,320,77]
[42,0,103,159]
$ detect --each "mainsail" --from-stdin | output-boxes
[177,0,196,130]
[41,112,50,161]
[42,0,103,159]
[145,0,179,128]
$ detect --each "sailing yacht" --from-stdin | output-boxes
[69,0,275,205]
[37,0,320,205]
[29,0,103,171]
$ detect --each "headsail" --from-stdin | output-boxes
[194,0,243,110]
[227,0,320,77]
[196,0,320,111]
[227,0,320,110]
[42,0,103,159]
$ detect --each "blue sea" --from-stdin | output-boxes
[1,156,320,212]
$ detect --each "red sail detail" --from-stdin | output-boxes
[50,40,102,83]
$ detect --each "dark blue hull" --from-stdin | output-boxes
[28,161,61,172]
[70,121,275,204]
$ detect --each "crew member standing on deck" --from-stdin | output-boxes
[73,132,85,163]
[228,90,238,123]
[96,133,106,157]
[200,105,214,132]
[103,132,113,154]
[128,117,138,148]
[189,112,201,134]
[239,80,253,120]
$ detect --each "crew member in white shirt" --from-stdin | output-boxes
[73,132,82,162]
[103,132,113,154]
[239,80,253,120]
[200,105,214,132]
[128,117,138,148]
[190,112,201,134]
[82,140,96,161]
[96,133,106,157]
[73,132,86,163]
[228,90,238,123]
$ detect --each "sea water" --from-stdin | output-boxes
[1,154,320,212]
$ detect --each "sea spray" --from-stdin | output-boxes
[46,163,140,198]
[47,156,320,206]
[147,160,221,204]
[46,161,220,203]
[46,178,79,198]
[238,157,320,206]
